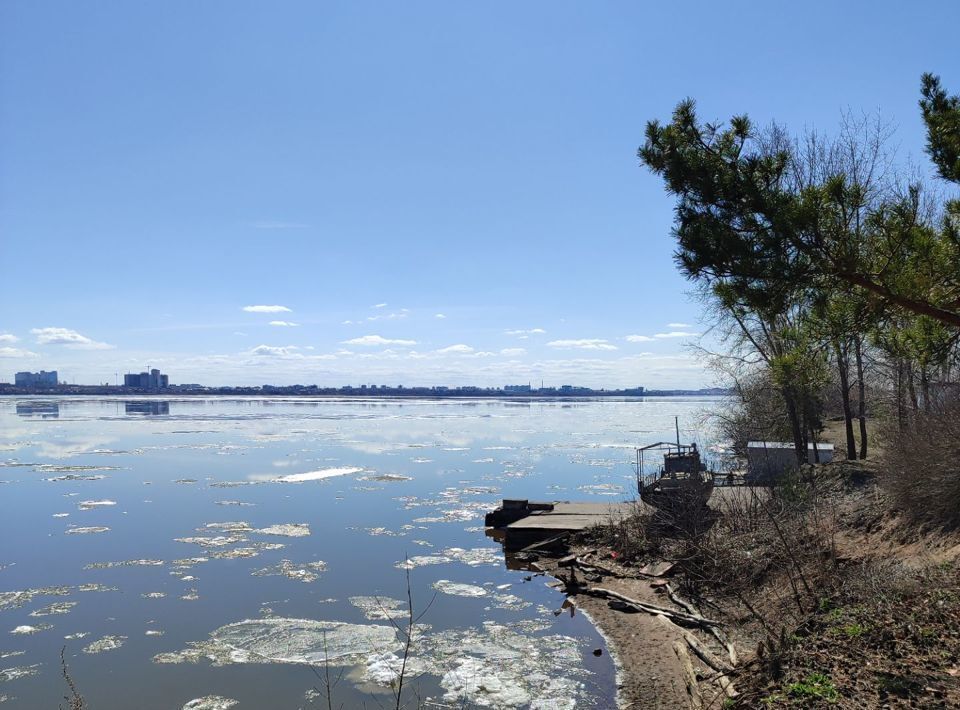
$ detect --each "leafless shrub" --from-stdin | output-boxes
[880,394,960,530]
[59,646,85,710]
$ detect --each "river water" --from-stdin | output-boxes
[0,396,718,708]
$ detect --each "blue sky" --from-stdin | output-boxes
[1,1,958,388]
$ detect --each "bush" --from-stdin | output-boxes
[880,394,960,529]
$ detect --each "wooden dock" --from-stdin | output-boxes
[485,499,635,551]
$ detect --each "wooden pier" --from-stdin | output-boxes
[485,499,635,551]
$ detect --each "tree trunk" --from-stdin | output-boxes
[783,388,807,466]
[854,337,868,459]
[920,367,931,414]
[834,341,856,460]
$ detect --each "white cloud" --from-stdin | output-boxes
[654,331,698,339]
[435,313,447,319]
[0,346,38,358]
[625,335,655,343]
[31,327,114,350]
[435,344,474,355]
[547,339,618,351]
[342,335,417,347]
[667,322,691,328]
[500,348,527,357]
[373,303,388,309]
[242,305,292,313]
[248,345,301,357]
[0,333,19,343]
[506,328,546,336]
[367,310,408,322]
[268,321,300,327]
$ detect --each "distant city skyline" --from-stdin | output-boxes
[2,3,956,389]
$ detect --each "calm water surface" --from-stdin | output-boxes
[0,396,718,709]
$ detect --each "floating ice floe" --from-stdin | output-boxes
[35,464,119,473]
[175,535,246,548]
[251,560,326,583]
[181,696,238,710]
[52,513,69,518]
[145,630,165,636]
[0,664,40,682]
[83,635,126,653]
[215,500,255,507]
[257,523,310,537]
[359,473,412,483]
[154,618,401,667]
[77,500,117,510]
[0,587,71,612]
[10,625,51,635]
[220,542,286,560]
[348,596,406,621]
[273,467,364,483]
[44,474,106,482]
[395,547,501,570]
[0,652,25,661]
[85,559,164,569]
[577,483,626,496]
[65,526,110,535]
[432,580,487,598]
[29,602,77,616]
[141,592,166,599]
[64,633,89,640]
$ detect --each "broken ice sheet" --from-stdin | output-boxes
[577,483,626,496]
[153,618,400,667]
[256,523,310,537]
[0,587,71,612]
[181,696,238,710]
[0,664,40,682]
[77,499,116,510]
[83,635,126,653]
[65,526,110,535]
[348,596,406,621]
[355,621,591,708]
[432,580,488,598]
[85,559,164,570]
[10,625,51,635]
[270,466,364,483]
[29,601,77,616]
[358,473,412,483]
[251,560,326,583]
[395,547,501,570]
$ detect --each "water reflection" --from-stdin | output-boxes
[16,401,59,418]
[124,400,170,415]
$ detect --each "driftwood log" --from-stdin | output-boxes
[587,587,722,627]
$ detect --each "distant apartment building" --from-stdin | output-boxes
[123,368,169,390]
[15,370,58,387]
[504,384,532,393]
